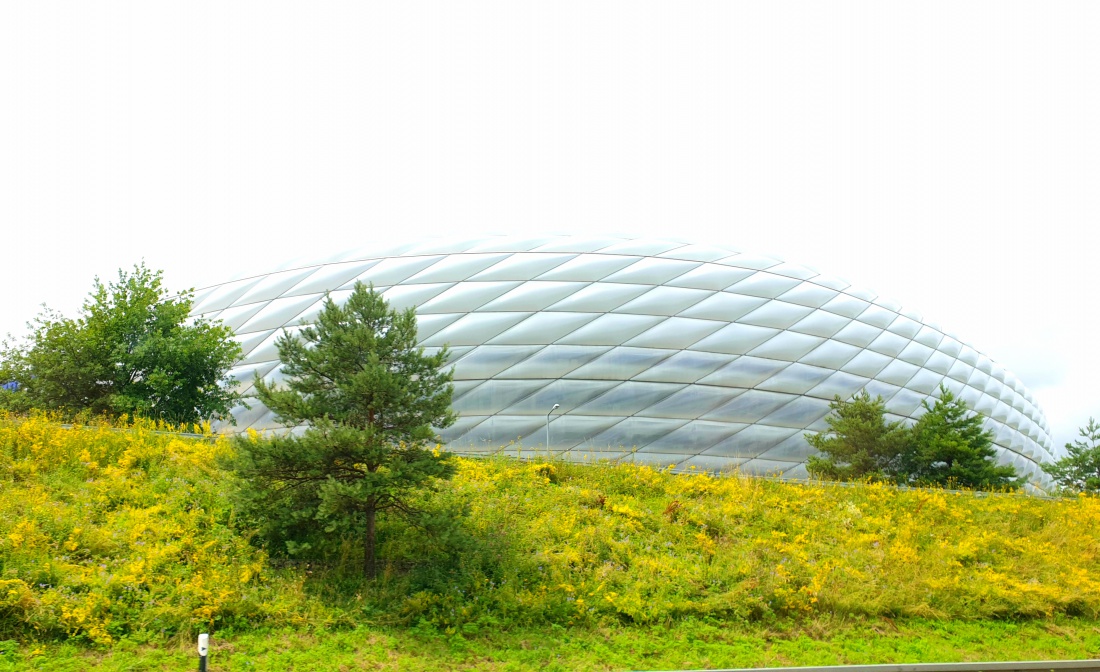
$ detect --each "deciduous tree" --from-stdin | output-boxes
[0,263,240,423]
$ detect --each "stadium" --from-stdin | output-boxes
[189,234,1056,489]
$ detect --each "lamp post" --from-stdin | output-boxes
[546,403,560,451]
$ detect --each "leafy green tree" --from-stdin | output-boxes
[234,282,457,577]
[805,391,911,481]
[902,385,1024,490]
[0,264,241,423]
[1042,417,1100,493]
[0,381,34,414]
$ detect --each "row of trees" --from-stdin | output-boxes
[807,388,1100,495]
[805,389,1024,489]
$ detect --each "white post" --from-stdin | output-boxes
[198,633,209,671]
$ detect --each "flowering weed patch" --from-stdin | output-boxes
[2,416,1098,651]
[385,456,1100,628]
[0,414,318,645]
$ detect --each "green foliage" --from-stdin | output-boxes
[807,386,1023,491]
[233,282,457,577]
[903,386,1025,490]
[0,387,33,415]
[0,264,241,424]
[805,391,910,481]
[1042,417,1100,493]
[11,618,1100,670]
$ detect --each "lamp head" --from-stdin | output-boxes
[552,403,560,410]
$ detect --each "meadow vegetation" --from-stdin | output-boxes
[2,414,1099,668]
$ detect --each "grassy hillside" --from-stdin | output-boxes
[444,452,1100,625]
[0,415,321,646]
[2,414,1099,666]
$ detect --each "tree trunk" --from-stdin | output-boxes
[364,506,377,578]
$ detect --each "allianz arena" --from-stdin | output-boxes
[190,235,1056,488]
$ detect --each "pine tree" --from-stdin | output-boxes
[903,385,1023,490]
[805,391,910,481]
[1042,418,1100,493]
[237,282,456,577]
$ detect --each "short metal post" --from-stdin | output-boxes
[546,403,559,451]
[198,633,209,671]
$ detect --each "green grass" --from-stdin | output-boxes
[5,619,1100,671]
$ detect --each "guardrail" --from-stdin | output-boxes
[638,661,1100,672]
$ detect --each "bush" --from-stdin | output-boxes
[366,456,1100,628]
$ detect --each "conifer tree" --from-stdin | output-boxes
[236,282,456,577]
[1042,417,1100,493]
[902,385,1023,490]
[805,391,910,481]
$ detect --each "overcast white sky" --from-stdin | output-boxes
[1,3,1097,450]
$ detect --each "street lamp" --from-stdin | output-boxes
[546,403,560,450]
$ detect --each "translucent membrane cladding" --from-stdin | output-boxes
[192,234,1057,491]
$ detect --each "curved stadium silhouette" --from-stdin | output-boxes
[189,234,1056,490]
